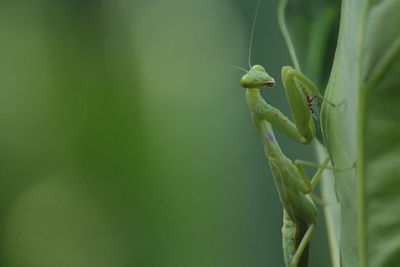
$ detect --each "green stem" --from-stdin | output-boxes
[278,0,301,71]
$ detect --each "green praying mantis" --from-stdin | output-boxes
[242,64,337,267]
[234,0,353,266]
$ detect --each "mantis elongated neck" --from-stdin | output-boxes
[246,89,284,159]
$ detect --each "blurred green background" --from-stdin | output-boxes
[0,0,331,266]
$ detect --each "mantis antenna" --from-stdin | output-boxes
[216,60,247,72]
[217,0,261,72]
[248,0,261,68]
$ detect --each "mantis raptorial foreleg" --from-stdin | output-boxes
[244,66,344,145]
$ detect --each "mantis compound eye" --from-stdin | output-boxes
[240,74,257,88]
[251,65,266,72]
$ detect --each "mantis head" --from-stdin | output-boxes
[240,65,275,89]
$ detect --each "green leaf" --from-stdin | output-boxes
[322,0,400,266]
[283,0,400,266]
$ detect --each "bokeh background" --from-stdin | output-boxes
[0,0,331,266]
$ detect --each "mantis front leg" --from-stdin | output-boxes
[281,66,346,143]
[243,65,343,146]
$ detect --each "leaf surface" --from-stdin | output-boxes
[322,0,400,266]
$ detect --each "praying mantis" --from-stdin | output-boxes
[236,0,351,266]
[242,64,337,267]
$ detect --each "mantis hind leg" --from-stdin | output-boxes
[290,222,315,267]
[282,210,315,267]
